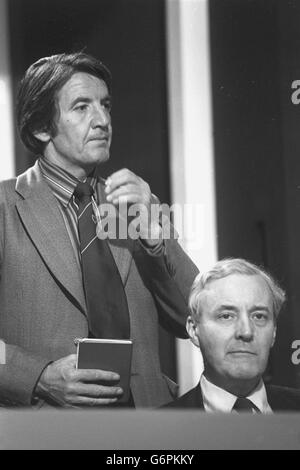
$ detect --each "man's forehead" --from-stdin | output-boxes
[202,274,272,307]
[57,72,109,101]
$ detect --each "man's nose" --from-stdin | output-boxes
[91,104,110,128]
[235,315,254,341]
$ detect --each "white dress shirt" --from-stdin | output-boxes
[200,374,273,414]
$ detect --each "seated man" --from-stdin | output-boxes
[165,258,300,412]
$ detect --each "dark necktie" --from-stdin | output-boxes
[232,397,261,413]
[74,181,130,339]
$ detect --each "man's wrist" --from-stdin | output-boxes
[139,226,165,256]
[31,361,52,403]
[139,223,162,247]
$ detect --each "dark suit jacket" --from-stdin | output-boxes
[163,383,300,411]
[0,161,198,408]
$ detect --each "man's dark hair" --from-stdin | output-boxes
[16,52,112,155]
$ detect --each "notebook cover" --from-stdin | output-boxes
[76,338,133,403]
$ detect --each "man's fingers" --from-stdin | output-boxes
[107,190,146,206]
[73,396,120,406]
[76,368,120,383]
[105,168,152,211]
[69,383,123,398]
[106,183,139,202]
[105,168,140,192]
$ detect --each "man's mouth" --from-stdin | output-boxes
[89,136,109,142]
[227,350,257,355]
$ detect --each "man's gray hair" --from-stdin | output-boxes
[189,258,286,321]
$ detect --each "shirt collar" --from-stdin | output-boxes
[200,373,272,414]
[247,379,272,414]
[39,157,98,207]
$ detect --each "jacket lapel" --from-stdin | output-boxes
[15,162,87,314]
[175,384,204,408]
[265,385,298,411]
[192,384,205,408]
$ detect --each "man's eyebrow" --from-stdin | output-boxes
[214,305,239,312]
[214,304,271,313]
[70,95,112,107]
[70,96,92,107]
[249,305,271,313]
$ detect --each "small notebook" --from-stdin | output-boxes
[76,338,133,403]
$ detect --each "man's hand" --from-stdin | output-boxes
[35,354,123,407]
[105,168,162,246]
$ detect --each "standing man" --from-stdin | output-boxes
[165,258,300,412]
[0,52,198,408]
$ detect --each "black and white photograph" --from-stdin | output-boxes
[0,0,300,452]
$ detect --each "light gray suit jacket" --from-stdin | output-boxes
[0,162,198,408]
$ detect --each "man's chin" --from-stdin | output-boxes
[95,149,110,163]
[227,367,260,382]
[88,152,110,169]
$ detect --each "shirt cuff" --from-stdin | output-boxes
[138,237,165,256]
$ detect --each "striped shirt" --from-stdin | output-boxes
[39,157,164,263]
[38,157,99,267]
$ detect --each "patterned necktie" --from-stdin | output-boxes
[74,181,130,339]
[232,397,261,413]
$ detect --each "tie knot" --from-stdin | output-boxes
[233,397,256,412]
[74,182,94,202]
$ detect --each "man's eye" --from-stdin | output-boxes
[75,104,88,112]
[219,313,233,320]
[253,313,268,323]
[103,101,112,111]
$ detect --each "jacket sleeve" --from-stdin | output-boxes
[135,211,199,338]
[0,344,52,406]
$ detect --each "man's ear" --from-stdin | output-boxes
[186,315,200,348]
[33,130,51,144]
[271,324,277,348]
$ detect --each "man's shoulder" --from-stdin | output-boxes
[0,177,17,189]
[1,161,46,201]
[0,161,44,206]
[163,385,203,409]
[0,177,17,203]
[266,384,300,411]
